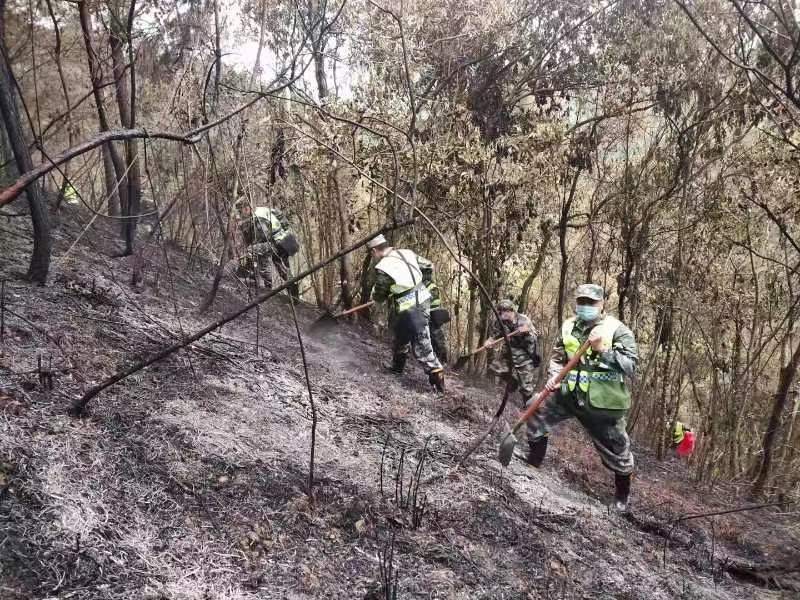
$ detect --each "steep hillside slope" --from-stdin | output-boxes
[1,210,797,599]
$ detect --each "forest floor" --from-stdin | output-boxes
[1,207,799,600]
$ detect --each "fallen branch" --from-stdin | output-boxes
[2,126,211,207]
[286,292,318,499]
[69,218,414,417]
[671,501,794,523]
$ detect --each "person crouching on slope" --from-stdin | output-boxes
[236,199,300,298]
[367,235,445,393]
[527,284,638,511]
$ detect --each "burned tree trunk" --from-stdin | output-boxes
[0,0,50,282]
[78,0,127,222]
[752,336,800,497]
[109,0,142,256]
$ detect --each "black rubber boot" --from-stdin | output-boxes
[428,368,445,393]
[527,436,549,467]
[613,472,631,512]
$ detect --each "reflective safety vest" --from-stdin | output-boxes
[254,207,288,243]
[561,315,631,410]
[64,184,78,204]
[672,421,687,445]
[375,249,431,312]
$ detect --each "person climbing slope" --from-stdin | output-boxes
[526,284,638,511]
[368,234,445,393]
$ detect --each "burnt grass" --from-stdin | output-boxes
[1,207,799,599]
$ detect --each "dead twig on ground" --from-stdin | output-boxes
[378,531,399,600]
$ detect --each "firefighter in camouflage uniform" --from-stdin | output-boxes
[368,235,445,393]
[486,299,541,407]
[236,200,299,298]
[527,284,638,511]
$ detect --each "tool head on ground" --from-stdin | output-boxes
[498,422,519,467]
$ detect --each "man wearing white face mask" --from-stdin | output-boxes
[526,284,638,511]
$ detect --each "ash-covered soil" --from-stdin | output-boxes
[1,207,798,599]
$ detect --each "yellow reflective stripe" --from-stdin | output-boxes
[578,370,589,392]
[562,318,580,358]
[395,285,431,311]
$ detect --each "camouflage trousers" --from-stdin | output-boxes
[526,390,634,475]
[228,244,297,296]
[430,321,448,364]
[244,245,290,290]
[392,308,442,375]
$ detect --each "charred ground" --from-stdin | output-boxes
[1,209,798,599]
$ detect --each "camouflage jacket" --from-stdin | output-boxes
[239,208,290,246]
[491,313,540,368]
[546,313,638,380]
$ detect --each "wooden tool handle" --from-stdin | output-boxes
[512,339,592,433]
[481,326,527,351]
[335,300,375,318]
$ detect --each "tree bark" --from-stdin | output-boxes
[309,1,351,309]
[212,0,222,110]
[0,0,51,282]
[0,117,15,186]
[310,0,328,100]
[200,131,244,313]
[44,0,76,209]
[752,335,800,497]
[518,223,552,314]
[109,1,141,255]
[77,0,127,221]
[101,146,120,215]
[556,169,581,324]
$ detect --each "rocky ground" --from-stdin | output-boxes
[1,207,798,599]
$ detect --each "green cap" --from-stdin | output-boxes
[575,284,605,301]
[497,299,516,312]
